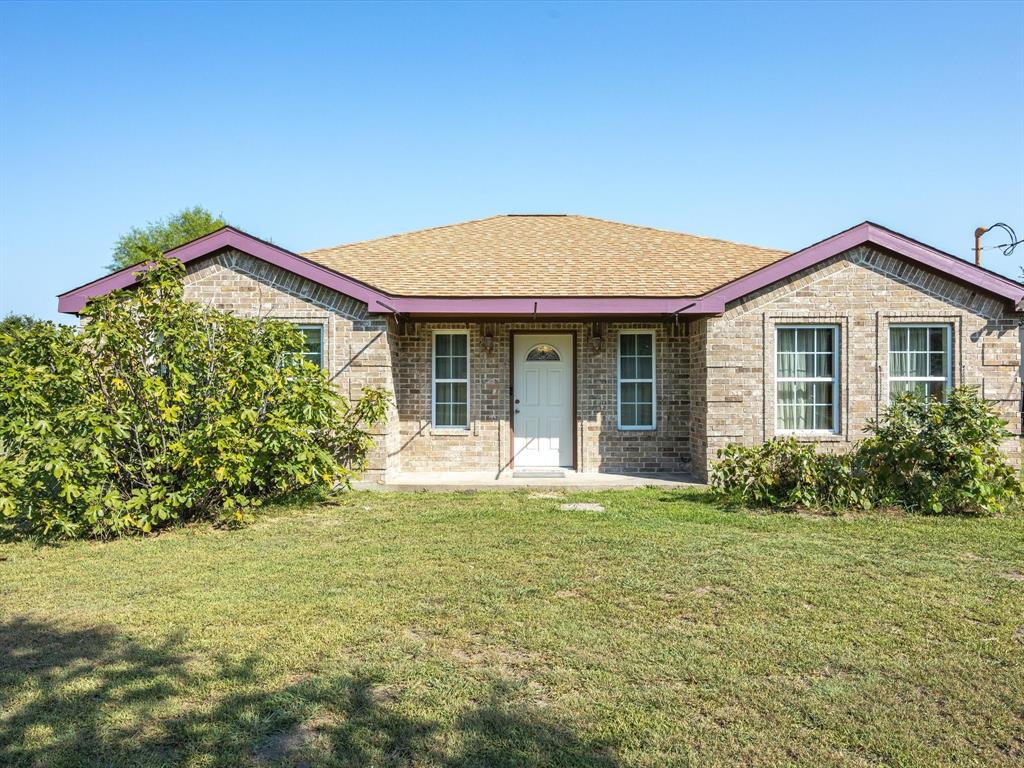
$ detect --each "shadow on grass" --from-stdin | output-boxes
[0,617,619,768]
[0,523,47,546]
[658,487,746,513]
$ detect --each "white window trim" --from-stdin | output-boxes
[888,324,953,397]
[617,330,657,431]
[296,324,324,369]
[775,325,840,435]
[431,330,470,430]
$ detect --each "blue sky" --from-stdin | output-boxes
[1,1,1022,322]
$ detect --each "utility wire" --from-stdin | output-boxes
[981,222,1021,257]
[978,242,1024,250]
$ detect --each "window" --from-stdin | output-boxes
[618,331,655,429]
[526,344,560,361]
[433,332,469,428]
[296,325,323,368]
[889,325,951,400]
[776,326,839,432]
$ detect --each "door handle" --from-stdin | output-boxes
[515,408,521,414]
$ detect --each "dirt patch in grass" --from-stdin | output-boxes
[559,502,605,512]
[690,585,737,598]
[254,715,336,766]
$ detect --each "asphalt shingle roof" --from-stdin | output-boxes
[301,214,789,297]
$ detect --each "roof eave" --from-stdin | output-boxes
[703,221,1024,310]
[57,227,395,315]
[57,221,1023,317]
[389,296,723,316]
[55,225,720,316]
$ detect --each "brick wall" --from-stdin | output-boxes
[688,318,709,479]
[179,246,1021,483]
[182,250,400,478]
[180,255,693,478]
[691,245,1022,480]
[392,320,691,474]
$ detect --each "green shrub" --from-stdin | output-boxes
[711,387,1021,515]
[710,437,865,511]
[859,387,1021,515]
[0,255,389,539]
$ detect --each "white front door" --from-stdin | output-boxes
[513,334,573,468]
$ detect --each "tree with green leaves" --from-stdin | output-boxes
[0,314,39,335]
[107,206,228,271]
[0,252,389,539]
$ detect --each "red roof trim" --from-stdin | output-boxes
[57,227,394,314]
[57,222,1023,316]
[705,221,1024,309]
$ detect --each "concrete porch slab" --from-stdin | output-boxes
[353,470,704,492]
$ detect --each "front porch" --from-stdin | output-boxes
[354,469,701,492]
[385,320,693,477]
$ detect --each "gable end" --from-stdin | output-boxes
[706,222,1024,312]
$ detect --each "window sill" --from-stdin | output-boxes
[777,431,844,442]
[429,427,472,437]
[618,426,657,433]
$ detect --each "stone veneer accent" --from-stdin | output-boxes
[179,245,1021,482]
[691,245,1022,480]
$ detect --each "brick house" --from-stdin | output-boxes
[58,215,1024,482]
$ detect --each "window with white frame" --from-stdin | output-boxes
[776,326,839,432]
[295,324,323,368]
[433,332,469,428]
[618,331,655,429]
[889,325,951,401]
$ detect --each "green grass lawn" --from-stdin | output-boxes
[1,489,1022,768]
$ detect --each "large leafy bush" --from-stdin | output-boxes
[0,256,388,539]
[711,387,1021,515]
[858,387,1021,514]
[709,437,866,511]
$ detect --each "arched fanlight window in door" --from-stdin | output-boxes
[526,344,561,361]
